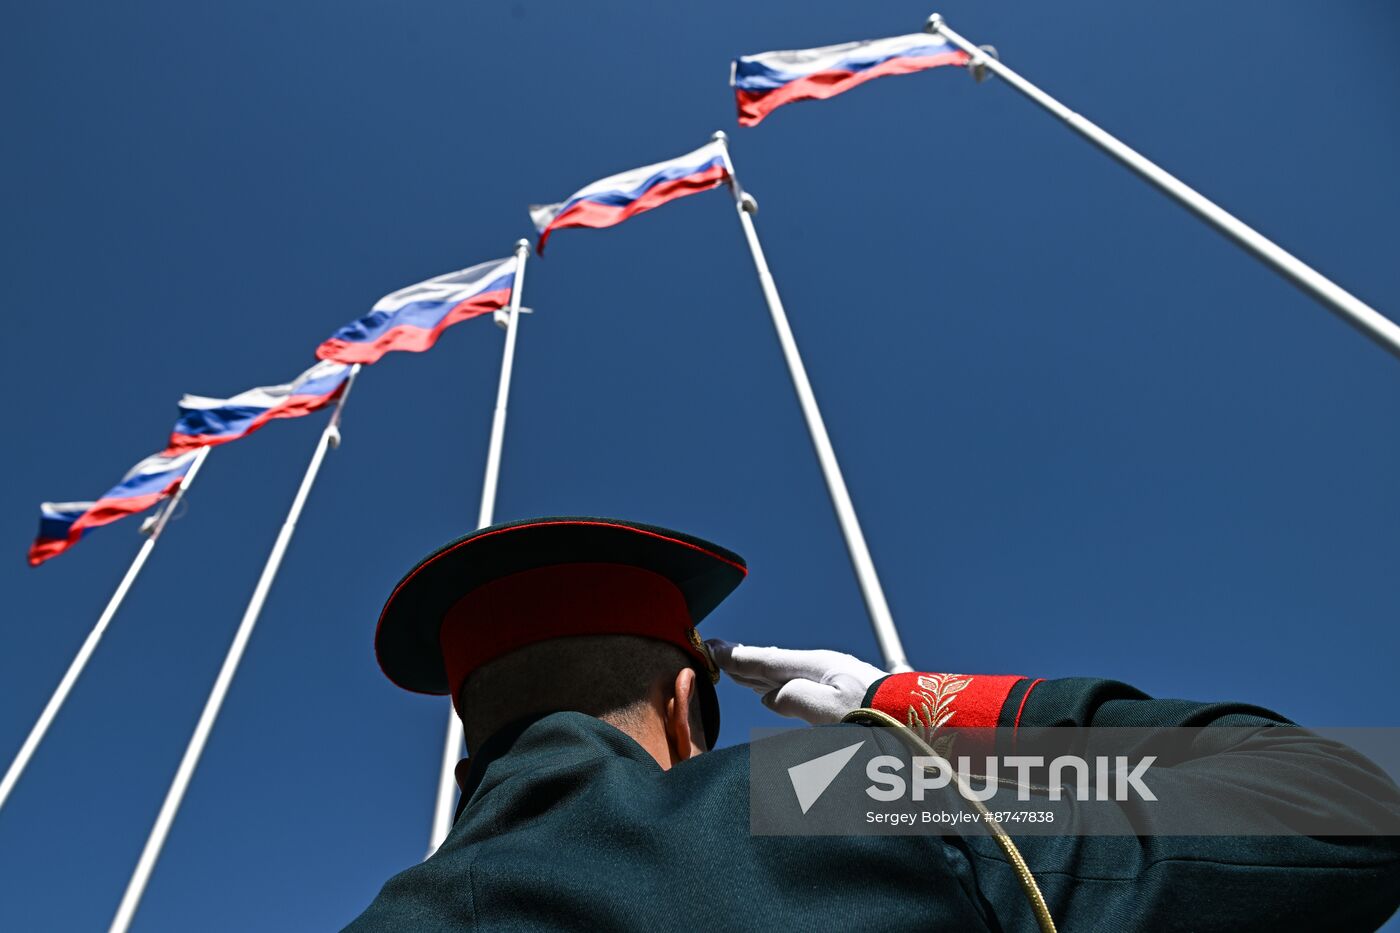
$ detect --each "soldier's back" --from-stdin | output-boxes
[344,711,990,932]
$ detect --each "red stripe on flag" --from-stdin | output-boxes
[316,287,514,364]
[163,389,345,455]
[537,163,730,254]
[736,51,970,127]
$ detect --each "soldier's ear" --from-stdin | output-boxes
[665,667,703,765]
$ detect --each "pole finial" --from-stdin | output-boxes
[925,13,944,34]
[514,238,530,252]
[711,130,730,145]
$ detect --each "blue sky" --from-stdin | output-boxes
[3,1,1398,929]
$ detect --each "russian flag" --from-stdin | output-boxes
[732,33,970,127]
[165,360,351,454]
[529,140,731,254]
[316,256,518,365]
[29,450,201,566]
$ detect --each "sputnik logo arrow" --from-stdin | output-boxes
[787,741,865,814]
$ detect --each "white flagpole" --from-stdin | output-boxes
[926,13,1400,360]
[429,239,532,854]
[0,446,212,815]
[711,132,912,674]
[109,364,361,933]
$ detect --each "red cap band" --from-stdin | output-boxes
[439,562,700,712]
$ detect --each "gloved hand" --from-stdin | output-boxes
[706,640,889,725]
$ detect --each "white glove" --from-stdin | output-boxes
[706,640,889,725]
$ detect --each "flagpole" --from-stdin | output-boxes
[429,238,532,854]
[926,14,1400,360]
[711,132,912,674]
[109,365,361,933]
[0,447,212,816]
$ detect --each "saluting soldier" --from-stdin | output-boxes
[345,517,1400,932]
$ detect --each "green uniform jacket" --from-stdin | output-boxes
[345,675,1400,931]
